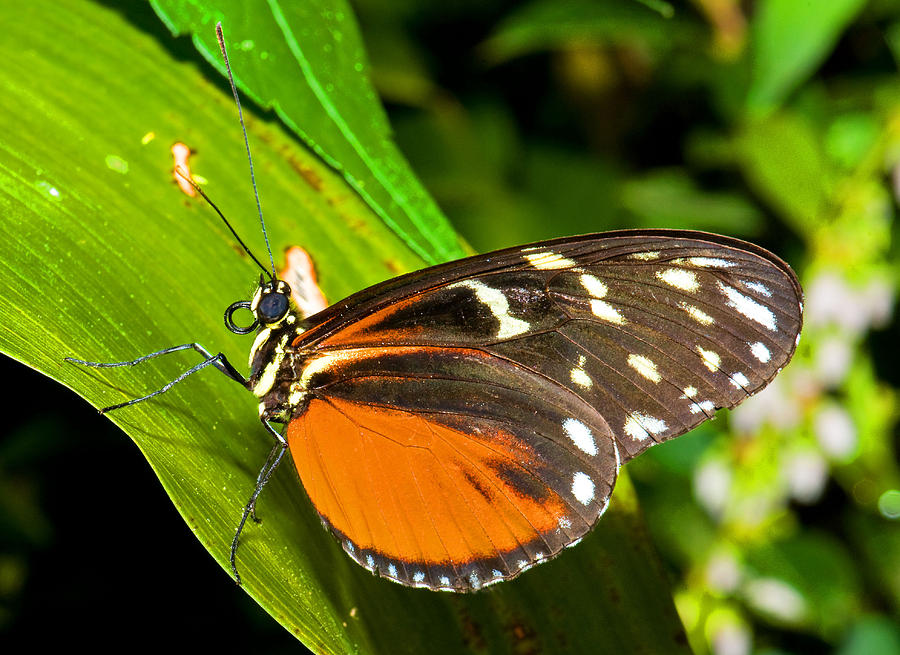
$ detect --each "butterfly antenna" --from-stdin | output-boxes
[175,167,272,277]
[216,22,277,280]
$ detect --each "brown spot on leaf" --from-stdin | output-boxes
[383,259,403,274]
[288,155,323,190]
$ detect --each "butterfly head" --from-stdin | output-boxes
[225,275,294,335]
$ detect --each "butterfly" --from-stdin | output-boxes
[71,228,803,592]
[245,230,803,590]
[67,25,803,593]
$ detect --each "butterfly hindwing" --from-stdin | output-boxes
[288,345,619,589]
[260,230,803,590]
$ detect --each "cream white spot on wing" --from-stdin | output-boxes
[629,251,660,260]
[689,400,715,415]
[563,418,598,456]
[657,268,699,291]
[741,279,773,296]
[413,571,425,583]
[680,386,713,414]
[623,412,668,441]
[750,341,771,363]
[524,251,578,270]
[571,356,593,388]
[580,273,608,298]
[628,353,662,383]
[366,555,375,569]
[558,516,572,530]
[718,282,777,330]
[469,571,481,588]
[730,371,750,388]
[680,302,715,325]
[590,299,626,324]
[580,274,626,323]
[571,472,595,505]
[439,575,450,586]
[388,563,398,578]
[686,256,735,268]
[449,279,530,338]
[697,346,722,372]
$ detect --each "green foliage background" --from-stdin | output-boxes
[2,0,899,653]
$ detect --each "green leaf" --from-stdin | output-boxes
[621,169,765,236]
[482,0,677,64]
[150,0,465,266]
[633,0,674,18]
[733,112,836,233]
[1,1,690,652]
[837,615,900,655]
[747,0,867,114]
[743,533,862,637]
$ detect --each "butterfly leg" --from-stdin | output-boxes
[66,343,246,412]
[230,419,288,585]
[247,420,288,522]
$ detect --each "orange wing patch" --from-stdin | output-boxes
[313,295,426,348]
[288,397,575,587]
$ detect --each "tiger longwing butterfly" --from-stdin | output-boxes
[68,26,803,593]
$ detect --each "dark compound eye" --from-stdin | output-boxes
[257,291,289,324]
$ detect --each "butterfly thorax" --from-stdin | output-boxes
[245,314,307,421]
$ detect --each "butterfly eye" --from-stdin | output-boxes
[257,291,289,325]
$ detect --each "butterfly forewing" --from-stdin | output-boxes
[262,230,802,590]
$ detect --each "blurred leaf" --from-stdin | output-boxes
[747,0,867,114]
[743,533,861,637]
[392,103,539,251]
[482,0,676,64]
[394,109,625,251]
[842,356,898,492]
[635,0,674,17]
[150,0,465,265]
[639,423,717,477]
[733,112,835,232]
[837,615,900,655]
[362,25,439,107]
[521,146,622,236]
[885,21,900,68]
[621,168,765,235]
[847,510,900,614]
[826,113,881,170]
[634,470,718,569]
[0,1,692,652]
